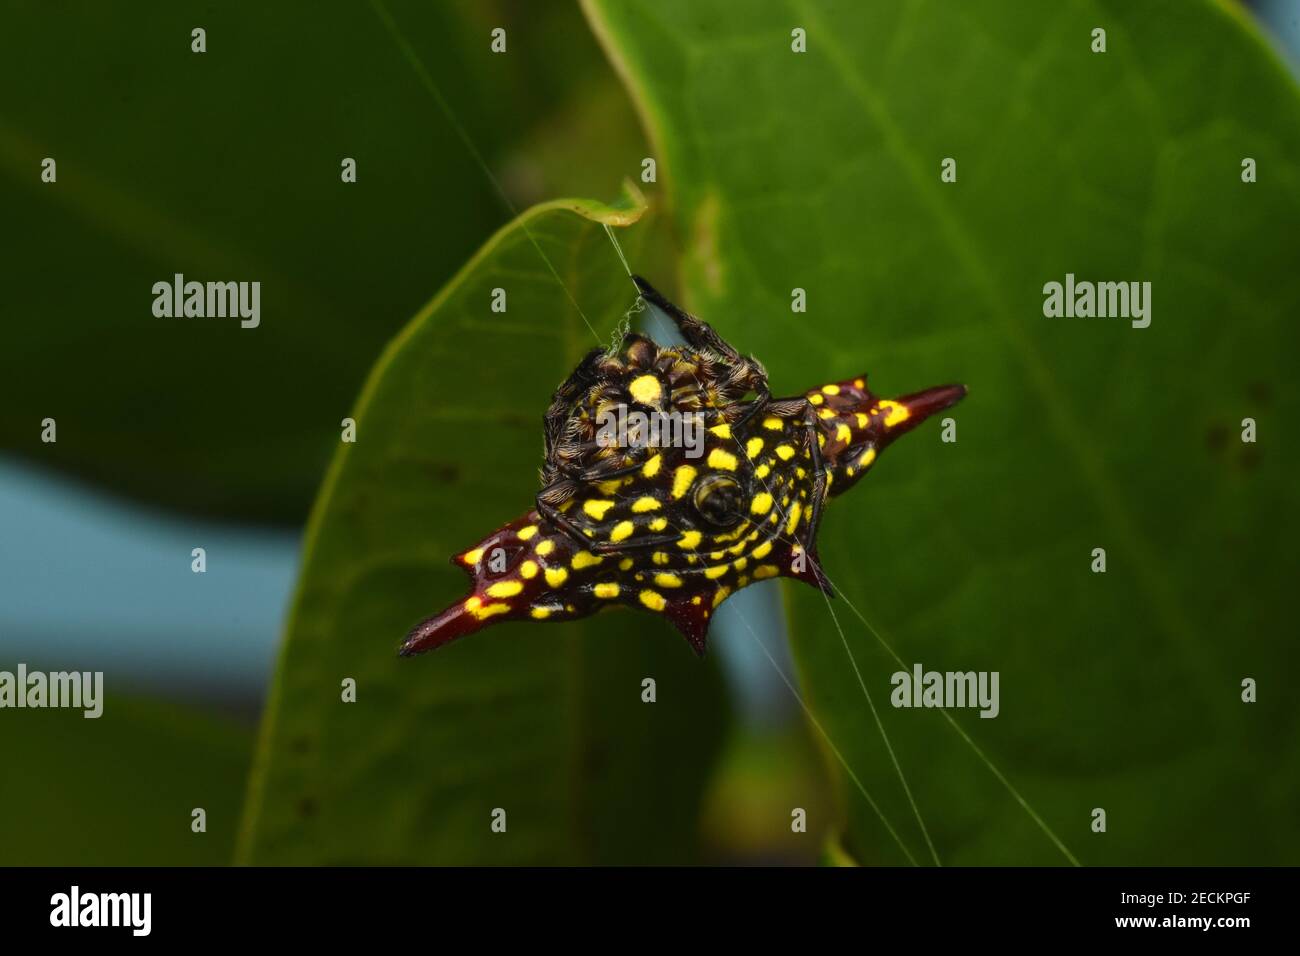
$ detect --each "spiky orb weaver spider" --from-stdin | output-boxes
[401,276,966,657]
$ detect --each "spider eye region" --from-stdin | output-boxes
[692,473,746,529]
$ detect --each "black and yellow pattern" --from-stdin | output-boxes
[402,277,966,656]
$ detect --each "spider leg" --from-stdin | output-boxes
[801,399,829,542]
[632,276,775,436]
[766,397,810,417]
[591,533,686,554]
[542,347,605,464]
[539,485,677,553]
[632,275,745,363]
[730,381,770,431]
[797,400,833,596]
[550,440,647,484]
[541,470,690,554]
[577,458,647,481]
[535,491,594,549]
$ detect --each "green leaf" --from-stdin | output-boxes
[0,0,651,523]
[237,186,728,865]
[585,0,1300,863]
[0,695,251,865]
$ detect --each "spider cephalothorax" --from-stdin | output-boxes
[401,276,966,657]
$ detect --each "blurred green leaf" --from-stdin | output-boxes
[0,0,649,523]
[237,187,728,865]
[585,0,1300,863]
[0,695,250,865]
[698,722,832,865]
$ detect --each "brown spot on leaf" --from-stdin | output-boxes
[426,461,460,484]
[1245,381,1272,405]
[500,412,532,429]
[1205,423,1229,454]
